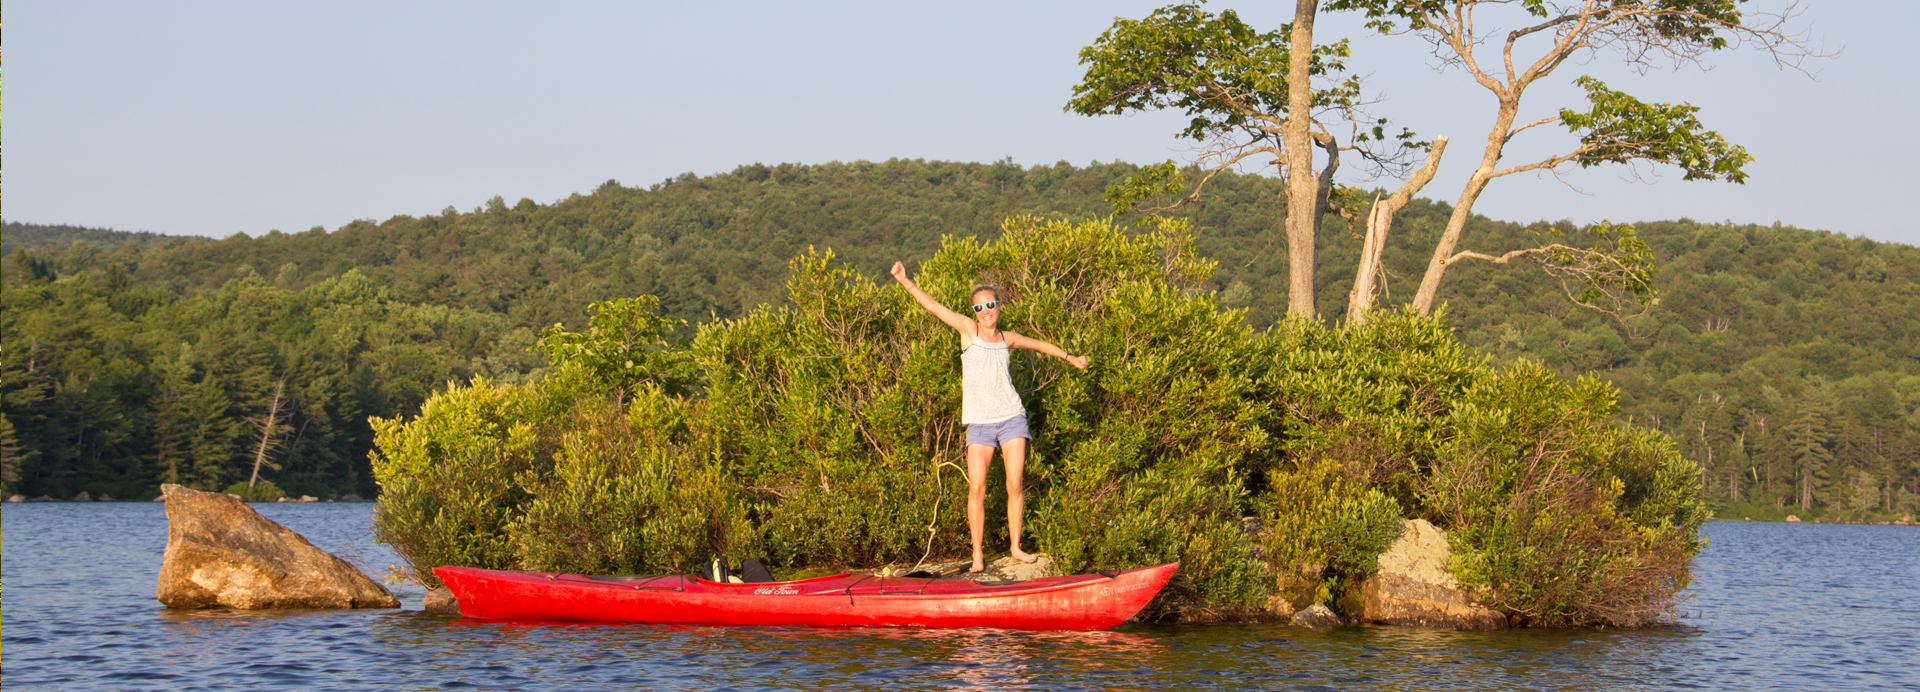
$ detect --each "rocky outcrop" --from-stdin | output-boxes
[155,483,399,609]
[424,587,461,615]
[72,491,93,502]
[1785,515,1802,523]
[6,494,22,503]
[1355,519,1506,630]
[1291,603,1342,628]
[881,555,1060,582]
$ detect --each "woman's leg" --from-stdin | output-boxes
[1000,437,1037,564]
[966,443,995,573]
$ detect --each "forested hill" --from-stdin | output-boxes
[3,222,177,256]
[4,159,1918,518]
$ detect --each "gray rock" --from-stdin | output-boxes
[99,494,115,502]
[883,555,1061,583]
[341,494,365,502]
[1291,603,1343,628]
[1356,519,1506,630]
[72,491,93,502]
[1785,515,1801,523]
[155,483,399,610]
[424,587,461,615]
[984,554,1059,582]
[30,495,57,502]
[298,495,318,503]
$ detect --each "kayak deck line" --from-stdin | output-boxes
[434,562,1179,631]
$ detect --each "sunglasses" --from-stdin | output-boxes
[971,300,1000,313]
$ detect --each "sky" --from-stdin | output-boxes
[7,1,1917,247]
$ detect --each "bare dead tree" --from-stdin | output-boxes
[1346,136,1449,324]
[1328,0,1824,316]
[246,379,293,488]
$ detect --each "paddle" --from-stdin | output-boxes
[902,564,970,579]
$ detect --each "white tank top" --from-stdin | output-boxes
[960,335,1024,425]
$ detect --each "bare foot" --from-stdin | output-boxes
[969,563,986,574]
[1010,548,1039,564]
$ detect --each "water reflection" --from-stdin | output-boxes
[417,619,1167,690]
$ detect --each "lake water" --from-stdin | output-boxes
[3,504,1916,691]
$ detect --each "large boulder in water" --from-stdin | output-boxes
[155,484,399,609]
[1355,519,1506,630]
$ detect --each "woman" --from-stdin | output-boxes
[889,261,1089,573]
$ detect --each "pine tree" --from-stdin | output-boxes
[0,412,27,495]
[1787,404,1834,511]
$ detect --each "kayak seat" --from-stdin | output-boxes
[701,558,732,583]
[739,558,776,583]
[699,557,776,583]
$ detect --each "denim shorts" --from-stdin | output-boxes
[965,413,1031,449]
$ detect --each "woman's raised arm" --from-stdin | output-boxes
[1005,332,1089,370]
[890,262,975,334]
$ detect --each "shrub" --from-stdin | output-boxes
[1256,461,1402,608]
[369,374,575,587]
[222,481,284,502]
[1427,360,1707,626]
[507,390,757,575]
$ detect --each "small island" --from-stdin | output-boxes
[367,217,1701,628]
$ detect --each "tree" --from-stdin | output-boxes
[1328,0,1817,318]
[535,296,691,403]
[1067,1,1440,321]
[1785,402,1832,511]
[0,412,27,495]
[245,379,293,488]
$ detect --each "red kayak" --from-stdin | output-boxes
[433,562,1177,631]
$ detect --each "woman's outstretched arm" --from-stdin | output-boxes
[889,262,975,334]
[1005,332,1090,370]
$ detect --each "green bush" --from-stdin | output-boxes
[1427,360,1707,626]
[1256,461,1402,608]
[505,389,758,576]
[370,373,576,587]
[222,481,284,502]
